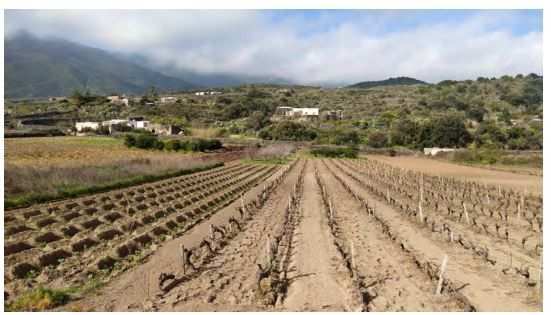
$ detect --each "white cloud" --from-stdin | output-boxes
[5,10,542,84]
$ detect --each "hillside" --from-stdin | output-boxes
[348,76,428,89]
[4,32,195,98]
[5,74,543,153]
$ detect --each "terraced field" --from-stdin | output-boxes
[4,157,543,311]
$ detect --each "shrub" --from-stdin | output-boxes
[335,130,361,145]
[188,138,223,152]
[134,134,159,149]
[367,131,388,148]
[260,121,318,141]
[311,146,358,158]
[124,134,136,147]
[165,140,181,151]
[7,287,70,311]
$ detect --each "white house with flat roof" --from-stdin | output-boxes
[75,121,101,132]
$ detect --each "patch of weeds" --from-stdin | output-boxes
[24,269,39,280]
[243,157,291,165]
[7,287,70,311]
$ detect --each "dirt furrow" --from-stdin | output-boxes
[324,159,541,311]
[62,162,288,311]
[315,159,466,311]
[282,161,361,311]
[154,160,307,311]
[335,159,541,279]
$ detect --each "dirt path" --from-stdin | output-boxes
[367,155,542,193]
[325,159,541,311]
[315,160,465,311]
[283,161,360,311]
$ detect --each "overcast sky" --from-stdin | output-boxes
[5,10,543,85]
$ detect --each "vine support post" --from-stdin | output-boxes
[435,255,449,296]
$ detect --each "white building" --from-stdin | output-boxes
[195,91,222,96]
[107,95,121,102]
[276,106,319,118]
[75,121,101,132]
[160,96,178,103]
[423,147,456,156]
[102,119,129,127]
[107,95,129,106]
[129,120,150,129]
[292,108,319,117]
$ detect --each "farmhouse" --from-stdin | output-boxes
[75,121,101,132]
[107,95,129,106]
[160,96,178,103]
[145,123,181,135]
[129,117,150,129]
[195,91,222,96]
[48,97,67,102]
[274,106,320,121]
[423,147,457,156]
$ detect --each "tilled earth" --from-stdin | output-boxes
[5,158,543,311]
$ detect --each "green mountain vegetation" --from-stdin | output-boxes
[5,32,195,98]
[347,76,428,89]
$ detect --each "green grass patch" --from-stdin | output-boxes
[5,162,224,209]
[6,287,71,311]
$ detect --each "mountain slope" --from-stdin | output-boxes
[347,76,428,89]
[5,33,195,98]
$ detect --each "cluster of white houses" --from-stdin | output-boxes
[274,106,344,121]
[194,91,222,96]
[75,117,181,136]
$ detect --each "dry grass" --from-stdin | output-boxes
[4,136,218,207]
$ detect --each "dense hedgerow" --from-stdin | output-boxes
[310,146,358,158]
[124,134,223,152]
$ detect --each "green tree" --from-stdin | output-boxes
[418,114,472,148]
[390,118,418,147]
[367,131,388,148]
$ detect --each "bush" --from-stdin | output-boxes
[367,131,388,148]
[165,139,181,151]
[311,146,358,158]
[260,121,318,141]
[135,134,160,149]
[335,130,361,145]
[7,287,70,311]
[124,134,136,147]
[189,138,223,152]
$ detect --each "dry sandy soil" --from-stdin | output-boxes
[366,155,542,194]
[5,157,542,312]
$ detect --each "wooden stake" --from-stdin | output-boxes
[462,203,470,225]
[266,238,272,264]
[329,200,334,221]
[209,224,215,240]
[435,255,449,295]
[180,244,186,269]
[419,175,424,223]
[350,240,356,275]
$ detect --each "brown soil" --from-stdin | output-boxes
[367,155,542,194]
[6,157,542,312]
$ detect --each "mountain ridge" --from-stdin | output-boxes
[5,32,195,98]
[347,76,428,89]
